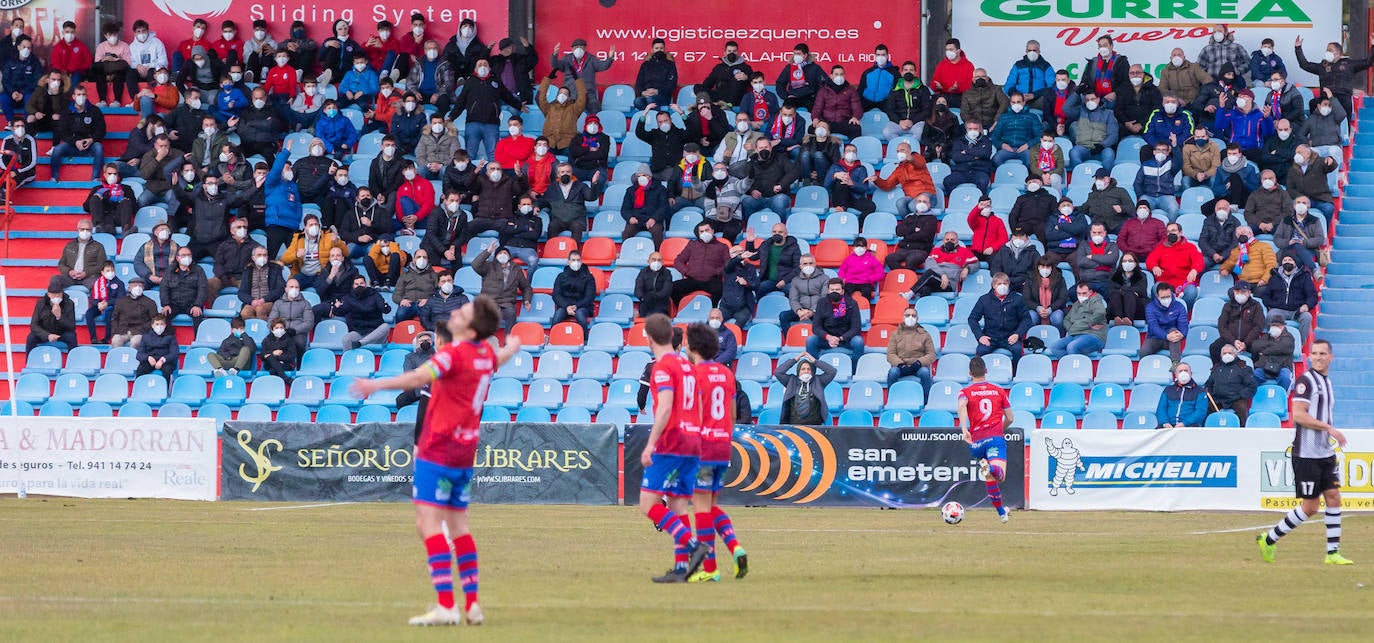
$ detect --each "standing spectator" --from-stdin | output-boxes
[269,279,313,355]
[1197,24,1251,85]
[50,86,105,181]
[334,275,392,350]
[49,219,105,291]
[537,75,586,152]
[930,39,974,106]
[1210,282,1265,362]
[1069,90,1119,170]
[549,38,614,114]
[421,272,469,331]
[539,163,595,248]
[1107,253,1150,325]
[969,272,1032,367]
[391,249,437,323]
[1053,283,1108,357]
[178,171,257,261]
[911,232,978,297]
[621,164,669,248]
[1143,282,1188,363]
[838,237,883,300]
[1008,174,1057,244]
[1199,200,1240,270]
[1206,342,1256,424]
[1288,145,1338,220]
[944,120,994,194]
[449,60,521,161]
[990,91,1041,165]
[746,223,801,297]
[1250,312,1296,390]
[50,21,92,85]
[632,39,677,110]
[702,41,753,106]
[263,147,303,260]
[1004,40,1054,102]
[1082,35,1131,104]
[811,65,863,139]
[806,278,865,361]
[135,315,178,379]
[960,69,1008,129]
[1073,222,1121,294]
[238,245,283,320]
[856,44,897,111]
[208,317,255,376]
[886,305,936,395]
[823,143,876,217]
[1156,363,1207,428]
[774,43,824,110]
[635,252,673,318]
[161,247,208,328]
[471,244,532,331]
[0,36,41,122]
[774,353,837,426]
[1273,197,1325,270]
[1293,35,1367,120]
[552,251,595,329]
[672,222,729,304]
[1135,141,1181,219]
[968,196,1010,261]
[260,318,299,383]
[109,279,158,348]
[1146,222,1203,304]
[85,261,123,343]
[25,284,76,352]
[1024,256,1069,331]
[719,246,759,327]
[1251,38,1288,87]
[884,194,940,270]
[882,62,931,141]
[989,229,1040,294]
[1258,256,1317,341]
[780,254,826,331]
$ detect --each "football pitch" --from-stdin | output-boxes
[3,501,1373,642]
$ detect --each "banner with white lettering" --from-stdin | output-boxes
[1031,429,1374,512]
[0,418,218,501]
[952,0,1342,87]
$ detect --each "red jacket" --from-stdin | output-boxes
[263,65,298,97]
[396,31,427,58]
[676,239,729,282]
[1145,239,1204,288]
[364,34,402,69]
[395,177,436,223]
[51,39,93,74]
[177,37,212,62]
[212,38,244,65]
[930,56,974,95]
[494,135,535,173]
[526,153,556,196]
[373,92,401,125]
[968,207,1010,255]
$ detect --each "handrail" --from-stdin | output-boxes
[0,152,17,257]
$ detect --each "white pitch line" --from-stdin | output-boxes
[1188,524,1276,535]
[242,502,361,512]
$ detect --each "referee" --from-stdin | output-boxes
[1257,339,1354,565]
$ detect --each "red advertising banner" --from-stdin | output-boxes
[1,0,96,60]
[535,0,924,89]
[121,0,508,48]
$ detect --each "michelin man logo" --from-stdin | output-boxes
[1045,438,1085,496]
[150,0,233,20]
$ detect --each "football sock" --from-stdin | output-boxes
[711,506,739,555]
[696,512,717,574]
[985,480,1006,516]
[1325,509,1342,553]
[674,515,691,569]
[988,463,1005,480]
[648,503,694,548]
[1266,507,1309,545]
[423,534,455,610]
[452,534,479,611]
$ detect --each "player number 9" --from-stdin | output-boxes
[979,398,994,418]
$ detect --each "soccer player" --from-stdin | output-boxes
[682,322,748,582]
[1258,339,1353,565]
[957,356,1014,523]
[639,313,712,583]
[349,296,523,626]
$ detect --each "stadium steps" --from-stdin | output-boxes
[1320,121,1374,425]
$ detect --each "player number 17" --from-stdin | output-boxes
[1300,481,1315,496]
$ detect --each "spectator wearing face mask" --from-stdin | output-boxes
[632,38,677,111]
[1008,174,1056,244]
[1073,222,1121,295]
[1024,256,1069,332]
[1209,140,1261,205]
[1043,197,1091,266]
[1258,118,1300,179]
[334,275,393,350]
[537,74,586,151]
[911,232,978,297]
[811,64,863,139]
[1037,70,1081,138]
[990,90,1040,165]
[392,248,437,323]
[313,101,359,158]
[1157,362,1206,428]
[1249,312,1296,390]
[1107,252,1150,325]
[960,69,1008,130]
[775,353,837,426]
[317,19,362,86]
[134,222,178,287]
[260,318,299,384]
[488,37,540,100]
[988,228,1040,294]
[702,41,753,106]
[1198,25,1251,84]
[208,316,256,376]
[1027,133,1068,190]
[1143,282,1188,363]
[777,253,826,333]
[944,120,994,194]
[794,118,842,186]
[1288,145,1338,222]
[421,271,469,331]
[208,217,260,301]
[494,115,536,173]
[705,309,739,368]
[178,170,258,261]
[136,314,179,379]
[969,272,1032,367]
[51,86,106,182]
[719,246,760,327]
[1206,341,1256,424]
[824,143,876,218]
[1214,89,1274,159]
[1082,36,1130,105]
[1145,223,1203,305]
[1134,141,1181,220]
[552,251,596,330]
[774,43,824,110]
[263,148,303,259]
[471,244,531,330]
[685,91,730,154]
[635,252,674,318]
[1211,282,1266,364]
[620,165,669,249]
[365,235,408,290]
[1005,40,1055,102]
[281,214,347,290]
[672,222,729,304]
[1191,62,1242,130]
[450,60,522,161]
[738,71,780,130]
[501,195,543,269]
[84,163,136,234]
[838,237,883,301]
[25,72,70,135]
[269,279,313,355]
[82,260,123,343]
[405,43,456,119]
[1180,126,1221,190]
[1220,225,1277,290]
[238,245,284,320]
[968,195,1010,261]
[1251,38,1288,88]
[1142,93,1195,165]
[539,163,596,249]
[1,35,41,121]
[288,80,325,132]
[568,114,610,196]
[26,284,76,352]
[700,162,748,241]
[667,142,712,213]
[886,305,936,392]
[549,37,615,114]
[1,121,36,192]
[1272,196,1326,270]
[1301,89,1348,161]
[162,247,208,330]
[1199,200,1240,270]
[807,278,865,362]
[460,161,521,247]
[49,20,92,86]
[362,77,402,138]
[338,53,379,111]
[109,278,158,348]
[1243,170,1292,234]
[393,160,436,233]
[1294,35,1367,120]
[872,142,935,216]
[1054,283,1108,358]
[1069,90,1119,170]
[1159,48,1212,106]
[930,39,974,106]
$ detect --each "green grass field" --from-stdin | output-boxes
[3,500,1373,641]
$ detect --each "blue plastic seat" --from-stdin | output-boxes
[1204,410,1241,427]
[983,353,1014,385]
[310,319,349,350]
[593,406,631,427]
[819,212,860,239]
[838,409,875,426]
[1013,354,1053,385]
[337,349,376,378]
[818,353,853,384]
[118,401,154,417]
[98,346,138,377]
[734,352,774,383]
[495,349,534,381]
[614,351,654,381]
[1040,411,1077,430]
[79,401,114,417]
[486,378,525,408]
[1092,354,1133,386]
[1088,383,1127,416]
[1246,411,1282,428]
[553,407,590,423]
[614,237,655,267]
[130,373,168,404]
[515,294,555,325]
[63,346,103,376]
[1047,383,1086,415]
[934,354,970,382]
[1009,382,1046,417]
[787,212,822,241]
[378,349,408,376]
[156,401,192,417]
[88,372,131,404]
[210,375,248,407]
[861,212,899,242]
[15,372,52,405]
[674,294,713,324]
[275,403,313,422]
[1122,411,1158,429]
[605,267,640,295]
[915,296,950,327]
[395,404,418,424]
[514,406,551,422]
[792,185,829,213]
[284,376,326,407]
[853,353,890,382]
[594,294,636,328]
[246,375,286,406]
[882,380,925,413]
[942,324,979,355]
[480,406,511,422]
[924,381,960,413]
[1081,410,1119,429]
[741,323,783,356]
[946,183,984,215]
[1134,355,1174,385]
[1055,354,1094,386]
[24,345,63,375]
[755,294,791,323]
[564,379,604,412]
[574,350,615,382]
[1250,385,1289,419]
[37,399,73,416]
[177,347,212,377]
[315,404,354,423]
[236,403,274,422]
[919,409,955,427]
[1179,186,1214,215]
[1197,273,1233,300]
[50,373,89,404]
[534,350,575,380]
[1127,383,1164,413]
[165,374,206,405]
[355,405,394,423]
[1102,326,1141,357]
[847,381,885,413]
[605,379,642,411]
[879,409,916,428]
[190,318,232,349]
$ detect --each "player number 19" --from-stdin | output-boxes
[681,376,697,410]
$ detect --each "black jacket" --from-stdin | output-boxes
[177,185,257,246]
[163,265,208,310]
[317,262,360,305]
[489,48,538,103]
[552,266,596,309]
[635,53,679,102]
[1257,265,1318,311]
[885,81,934,124]
[443,36,489,80]
[449,75,521,124]
[896,214,940,252]
[620,182,669,224]
[212,237,261,281]
[1205,360,1256,405]
[988,243,1042,293]
[721,255,759,312]
[236,104,284,145]
[29,294,75,338]
[292,155,337,201]
[216,331,258,361]
[638,117,689,172]
[335,286,391,333]
[538,179,596,224]
[746,235,802,286]
[739,151,800,198]
[422,206,468,260]
[568,132,612,170]
[260,332,298,366]
[336,202,391,245]
[137,328,179,361]
[812,294,862,342]
[1113,79,1162,133]
[442,163,476,200]
[1008,191,1058,237]
[635,266,674,317]
[702,58,754,105]
[57,103,106,145]
[369,154,406,202]
[500,212,542,250]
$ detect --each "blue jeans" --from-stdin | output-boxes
[463,122,499,161]
[1027,309,1065,331]
[798,150,830,181]
[1140,194,1179,220]
[49,141,104,180]
[1051,334,1104,358]
[394,303,422,323]
[805,334,865,362]
[887,363,933,395]
[506,246,539,270]
[975,337,1024,367]
[0,90,31,120]
[1253,367,1292,391]
[1069,145,1116,171]
[741,193,791,218]
[992,147,1029,165]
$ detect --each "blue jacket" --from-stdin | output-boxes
[1144,298,1189,340]
[339,67,380,97]
[1004,56,1055,98]
[1249,50,1287,84]
[215,86,248,121]
[858,62,897,105]
[335,286,391,333]
[822,162,874,200]
[264,152,303,230]
[314,112,359,152]
[390,106,427,150]
[1142,108,1194,148]
[136,328,179,362]
[1134,155,1180,198]
[1155,381,1208,426]
[721,255,758,314]
[1214,107,1273,150]
[990,109,1042,149]
[1,56,42,94]
[714,325,739,367]
[949,134,995,175]
[968,291,1033,340]
[1210,161,1259,196]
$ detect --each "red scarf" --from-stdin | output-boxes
[751,90,768,121]
[769,116,795,140]
[1092,54,1116,96]
[633,185,646,208]
[1037,146,1056,172]
[93,275,109,301]
[789,64,806,89]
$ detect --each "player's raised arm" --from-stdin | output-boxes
[350,366,438,398]
[494,335,523,367]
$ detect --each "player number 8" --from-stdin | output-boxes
[709,387,727,421]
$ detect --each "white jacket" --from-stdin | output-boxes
[128,32,169,71]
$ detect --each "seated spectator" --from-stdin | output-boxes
[1082,167,1133,233]
[500,195,543,269]
[1251,38,1287,90]
[1108,252,1150,325]
[1115,65,1161,139]
[136,314,178,379]
[26,284,76,352]
[110,278,158,348]
[1273,196,1325,270]
[1263,74,1307,126]
[407,40,455,117]
[179,170,258,262]
[991,91,1041,165]
[313,100,359,158]
[84,164,136,234]
[1027,133,1068,191]
[717,110,764,165]
[780,254,825,331]
[310,246,361,320]
[319,165,358,231]
[887,305,936,394]
[1054,282,1108,357]
[1258,255,1317,340]
[421,192,466,271]
[1117,200,1167,257]
[885,195,940,270]
[1258,118,1299,179]
[1181,126,1220,188]
[161,246,208,328]
[269,279,313,355]
[672,222,729,304]
[1214,89,1273,160]
[1009,173,1056,244]
[552,251,596,330]
[441,150,475,201]
[25,71,69,136]
[1156,362,1207,428]
[50,86,105,183]
[1206,342,1256,424]
[238,245,283,320]
[214,73,249,122]
[1135,141,1180,219]
[394,330,436,412]
[1069,90,1119,170]
[472,244,532,331]
[338,53,379,110]
[421,271,469,331]
[960,68,1007,128]
[540,163,596,248]
[208,317,256,376]
[1191,63,1241,132]
[1243,170,1291,234]
[0,121,37,191]
[394,160,436,235]
[134,222,179,288]
[1043,197,1090,265]
[280,214,347,289]
[457,161,519,247]
[237,88,283,163]
[968,195,1010,261]
[811,64,862,139]
[796,119,842,185]
[805,278,865,361]
[774,353,837,426]
[872,141,934,216]
[1210,143,1259,209]
[1300,88,1346,161]
[1142,282,1187,363]
[260,318,299,384]
[165,88,210,147]
[86,261,123,343]
[1210,282,1265,362]
[989,228,1040,294]
[667,143,710,212]
[720,245,759,327]
[1146,222,1204,304]
[567,115,610,196]
[1025,256,1069,331]
[1,35,42,122]
[50,219,105,292]
[1250,312,1296,390]
[339,186,393,259]
[738,138,799,217]
[911,231,978,297]
[702,161,748,241]
[707,309,739,368]
[883,61,932,141]
[765,104,804,160]
[1287,145,1338,220]
[369,138,405,207]
[746,223,801,297]
[1073,222,1120,293]
[684,91,729,153]
[944,119,993,194]
[1037,70,1080,138]
[1219,225,1277,288]
[135,135,181,209]
[415,114,460,180]
[365,235,407,289]
[634,252,673,318]
[188,116,229,173]
[969,272,1032,368]
[361,77,401,138]
[207,218,259,301]
[620,164,669,249]
[335,274,392,350]
[838,237,883,300]
[1142,93,1194,165]
[392,249,437,323]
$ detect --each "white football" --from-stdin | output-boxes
[941,501,964,525]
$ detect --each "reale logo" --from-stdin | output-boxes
[149,0,233,21]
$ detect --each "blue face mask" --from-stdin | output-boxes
[232,329,244,337]
[324,108,337,118]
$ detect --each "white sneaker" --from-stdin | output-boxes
[1000,512,1010,524]
[408,604,462,626]
[227,368,238,376]
[213,368,227,377]
[464,602,484,626]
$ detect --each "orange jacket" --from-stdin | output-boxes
[873,157,935,198]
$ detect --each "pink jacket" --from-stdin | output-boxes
[839,252,885,286]
[94,40,133,66]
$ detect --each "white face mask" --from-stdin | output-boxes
[1026,182,1041,192]
[254,255,267,267]
[462,27,475,39]
[1221,353,1236,364]
[816,127,830,138]
[106,36,118,46]
[1175,371,1191,385]
[945,50,957,61]
[379,246,390,258]
[1155,152,1168,163]
[303,87,316,97]
[1090,235,1105,245]
[1235,294,1250,305]
[842,151,857,163]
[1324,51,1337,63]
[519,205,533,215]
[252,98,266,109]
[307,225,320,237]
[103,270,115,280]
[353,63,367,72]
[178,256,192,267]
[1262,179,1276,190]
[329,259,343,268]
[286,287,300,298]
[586,123,601,135]
[1159,296,1173,307]
[1055,79,1068,90]
[63,32,75,43]
[1171,56,1184,67]
[403,170,417,181]
[74,95,87,106]
[130,287,143,298]
[276,56,289,67]
[801,265,816,276]
[658,123,671,132]
[793,54,805,65]
[426,50,438,61]
[1269,326,1284,338]
[496,253,510,265]
[1213,32,1225,42]
[1216,211,1229,221]
[310,145,324,157]
[1164,103,1178,115]
[440,282,454,295]
[412,26,424,37]
[572,47,584,58]
[431,123,445,134]
[831,74,844,85]
[1011,238,1027,249]
[698,231,714,243]
[1038,267,1053,278]
[649,261,663,271]
[854,247,867,256]
[1121,260,1136,271]
[1094,179,1107,190]
[1294,153,1308,165]
[508,126,522,137]
[282,170,294,181]
[994,284,1009,296]
[11,27,22,38]
[272,328,286,338]
[156,230,171,241]
[1319,106,1332,116]
[798,372,813,383]
[637,176,651,187]
[77,229,92,241]
[335,175,350,186]
[1098,47,1111,58]
[1276,129,1291,141]
[152,324,166,334]
[915,202,931,213]
[1059,207,1074,216]
[445,201,461,213]
[488,170,503,181]
[1130,76,1142,87]
[1009,103,1024,113]
[1084,101,1099,111]
[536,145,549,156]
[781,116,794,125]
[1236,98,1250,109]
[1295,203,1309,214]
[712,169,728,180]
[708,318,723,329]
[413,258,428,269]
